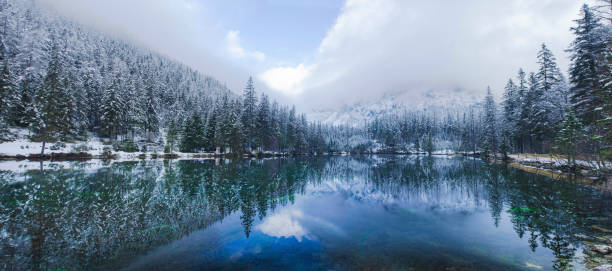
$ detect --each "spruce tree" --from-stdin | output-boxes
[287,106,297,153]
[0,48,16,135]
[165,119,178,153]
[531,43,563,145]
[204,105,218,151]
[567,4,608,125]
[255,93,270,151]
[228,100,244,154]
[180,112,204,153]
[482,87,497,156]
[502,79,519,150]
[554,110,583,169]
[35,38,69,150]
[516,69,530,152]
[241,77,257,150]
[100,79,122,140]
[537,43,563,92]
[143,82,159,141]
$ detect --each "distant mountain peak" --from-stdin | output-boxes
[309,90,480,126]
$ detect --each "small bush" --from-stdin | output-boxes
[71,143,90,153]
[113,140,139,152]
[50,142,66,151]
[102,146,113,158]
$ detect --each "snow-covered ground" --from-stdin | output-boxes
[509,154,612,170]
[0,128,203,161]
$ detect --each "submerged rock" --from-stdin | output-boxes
[593,264,612,271]
[592,245,612,254]
[593,225,612,233]
[576,234,598,242]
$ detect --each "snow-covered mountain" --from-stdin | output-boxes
[309,90,481,126]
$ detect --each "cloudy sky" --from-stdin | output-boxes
[41,0,595,111]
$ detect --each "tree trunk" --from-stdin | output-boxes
[40,140,45,156]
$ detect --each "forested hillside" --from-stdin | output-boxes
[0,0,325,154]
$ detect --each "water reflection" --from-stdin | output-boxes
[0,156,610,270]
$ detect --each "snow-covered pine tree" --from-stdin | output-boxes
[204,105,218,152]
[567,4,608,125]
[143,80,159,141]
[180,112,204,153]
[269,101,281,151]
[0,42,17,134]
[241,77,257,151]
[554,110,583,169]
[255,93,270,151]
[531,43,564,146]
[100,78,123,140]
[515,69,530,152]
[165,119,178,153]
[287,106,297,153]
[537,43,563,93]
[216,94,233,152]
[35,36,71,145]
[502,79,519,150]
[482,87,497,155]
[229,100,244,154]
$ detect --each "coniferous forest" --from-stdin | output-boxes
[0,0,610,171]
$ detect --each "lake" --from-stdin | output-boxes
[1,156,611,270]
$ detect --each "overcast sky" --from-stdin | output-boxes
[40,0,595,111]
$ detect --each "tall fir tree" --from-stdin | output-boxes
[0,43,17,134]
[255,93,270,151]
[180,112,204,153]
[531,43,564,146]
[502,79,519,150]
[287,106,297,153]
[143,81,159,141]
[35,37,71,147]
[482,87,497,155]
[554,110,583,169]
[241,77,257,150]
[100,78,123,140]
[567,4,608,125]
[165,119,178,153]
[204,105,218,151]
[228,100,244,153]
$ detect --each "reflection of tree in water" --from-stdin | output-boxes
[198,158,315,237]
[328,156,611,271]
[0,158,318,270]
[494,165,611,270]
[0,157,610,270]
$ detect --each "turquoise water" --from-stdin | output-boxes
[1,156,610,270]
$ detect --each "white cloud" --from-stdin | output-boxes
[256,209,308,242]
[261,0,597,110]
[225,30,266,62]
[259,64,311,96]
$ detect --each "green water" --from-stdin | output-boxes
[0,156,610,270]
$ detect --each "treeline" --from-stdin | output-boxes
[171,77,327,154]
